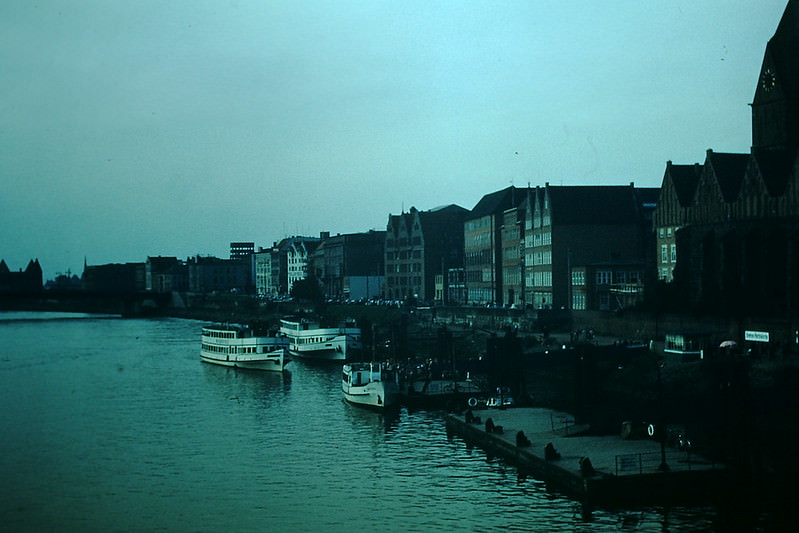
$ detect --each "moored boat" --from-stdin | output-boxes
[279,317,362,361]
[402,377,487,407]
[200,324,290,371]
[342,362,401,410]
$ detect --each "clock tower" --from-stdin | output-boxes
[752,0,799,151]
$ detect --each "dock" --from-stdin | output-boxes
[445,407,729,505]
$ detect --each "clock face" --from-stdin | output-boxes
[761,68,777,91]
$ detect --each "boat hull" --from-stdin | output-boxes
[200,350,289,372]
[280,318,362,362]
[342,363,400,410]
[401,379,486,407]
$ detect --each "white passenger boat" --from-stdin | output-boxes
[200,324,290,371]
[342,362,401,410]
[279,317,362,361]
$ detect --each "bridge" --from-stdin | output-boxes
[0,289,173,317]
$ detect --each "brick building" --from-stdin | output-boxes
[385,205,468,303]
[652,1,799,316]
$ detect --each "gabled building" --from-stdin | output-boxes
[385,205,468,304]
[0,259,42,293]
[652,1,799,316]
[653,162,702,282]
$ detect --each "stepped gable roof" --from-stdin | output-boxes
[762,0,799,98]
[752,147,797,197]
[705,151,749,202]
[546,185,642,225]
[665,162,702,207]
[468,186,528,220]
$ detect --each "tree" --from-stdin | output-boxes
[290,277,323,303]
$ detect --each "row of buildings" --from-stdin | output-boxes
[5,2,798,319]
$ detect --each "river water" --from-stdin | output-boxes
[0,312,734,531]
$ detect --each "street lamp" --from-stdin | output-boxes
[654,354,670,472]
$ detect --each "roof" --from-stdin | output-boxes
[752,147,797,196]
[546,185,650,225]
[427,204,469,215]
[664,162,702,207]
[705,151,749,202]
[467,186,529,220]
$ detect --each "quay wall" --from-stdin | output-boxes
[446,410,730,506]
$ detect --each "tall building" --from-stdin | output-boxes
[464,187,528,306]
[385,205,468,303]
[229,242,255,259]
[524,184,657,311]
[652,1,799,316]
[254,247,279,299]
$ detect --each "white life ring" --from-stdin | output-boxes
[467,397,478,407]
[647,424,655,437]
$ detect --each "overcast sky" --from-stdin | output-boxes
[0,1,789,280]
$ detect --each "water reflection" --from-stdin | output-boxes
[0,315,739,532]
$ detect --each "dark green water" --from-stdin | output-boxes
[0,312,728,531]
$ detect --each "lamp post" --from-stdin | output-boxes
[655,355,670,472]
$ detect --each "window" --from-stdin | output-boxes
[596,270,612,285]
[661,244,668,263]
[670,244,677,263]
[572,291,585,310]
[571,270,585,286]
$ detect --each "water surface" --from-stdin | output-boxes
[0,312,727,531]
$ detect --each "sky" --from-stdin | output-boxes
[0,1,790,281]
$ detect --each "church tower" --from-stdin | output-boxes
[752,0,799,151]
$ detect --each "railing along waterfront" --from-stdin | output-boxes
[614,450,718,476]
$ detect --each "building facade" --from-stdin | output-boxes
[82,262,145,293]
[0,259,42,293]
[524,184,657,311]
[652,1,799,316]
[464,187,528,306]
[254,247,280,299]
[187,256,248,294]
[145,257,188,293]
[314,230,385,301]
[385,205,467,303]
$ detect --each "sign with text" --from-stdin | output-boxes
[745,330,770,343]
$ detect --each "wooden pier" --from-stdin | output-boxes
[445,407,729,505]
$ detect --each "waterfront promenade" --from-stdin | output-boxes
[446,407,729,506]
